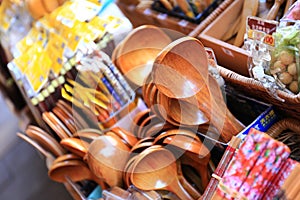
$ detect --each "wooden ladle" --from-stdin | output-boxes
[162,134,211,188]
[48,159,104,186]
[152,37,244,142]
[85,135,131,187]
[131,148,193,200]
[25,125,66,157]
[158,91,209,126]
[60,138,89,158]
[152,37,208,99]
[114,25,172,87]
[17,133,55,169]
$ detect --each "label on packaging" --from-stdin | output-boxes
[236,106,278,142]
[247,16,278,46]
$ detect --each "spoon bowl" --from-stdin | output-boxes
[131,147,192,200]
[114,25,172,87]
[86,135,130,187]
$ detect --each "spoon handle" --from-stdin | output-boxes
[266,0,286,20]
[17,132,52,158]
[177,161,201,199]
[168,178,193,200]
[218,109,245,143]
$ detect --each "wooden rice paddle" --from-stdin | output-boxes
[234,0,259,47]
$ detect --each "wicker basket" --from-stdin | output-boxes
[188,0,300,120]
[215,66,300,120]
[267,118,300,161]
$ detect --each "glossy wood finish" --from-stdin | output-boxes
[60,138,89,158]
[86,135,130,187]
[25,125,66,157]
[113,25,172,86]
[131,148,193,200]
[152,37,244,142]
[48,160,104,186]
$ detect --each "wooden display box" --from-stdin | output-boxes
[117,1,198,35]
[198,0,250,77]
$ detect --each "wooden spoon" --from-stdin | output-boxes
[48,159,104,186]
[176,161,201,199]
[110,127,138,148]
[52,106,77,135]
[17,133,55,169]
[60,138,89,158]
[163,135,211,188]
[116,25,172,87]
[25,127,66,157]
[160,92,209,126]
[86,135,130,187]
[42,112,69,140]
[131,148,192,200]
[123,155,138,188]
[72,131,100,141]
[57,100,91,129]
[132,109,151,136]
[152,37,208,99]
[53,154,82,165]
[154,128,201,145]
[152,37,244,142]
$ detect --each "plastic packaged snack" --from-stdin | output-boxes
[269,22,300,94]
[245,16,300,100]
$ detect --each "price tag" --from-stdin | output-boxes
[246,16,278,46]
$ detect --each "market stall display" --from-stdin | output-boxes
[0,0,299,199]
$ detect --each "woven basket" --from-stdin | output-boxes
[188,0,300,120]
[215,66,300,120]
[266,118,300,161]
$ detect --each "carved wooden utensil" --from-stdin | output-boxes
[114,25,172,87]
[131,147,193,200]
[233,0,259,47]
[152,37,244,142]
[266,0,286,20]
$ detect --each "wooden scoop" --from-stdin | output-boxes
[48,159,104,186]
[60,138,89,158]
[162,134,211,188]
[115,25,172,87]
[86,135,130,187]
[160,93,209,126]
[152,37,209,99]
[111,127,138,147]
[152,37,244,142]
[26,126,66,157]
[131,148,193,200]
[17,133,55,169]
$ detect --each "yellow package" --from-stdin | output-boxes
[45,39,64,75]
[23,47,52,93]
[0,0,12,32]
